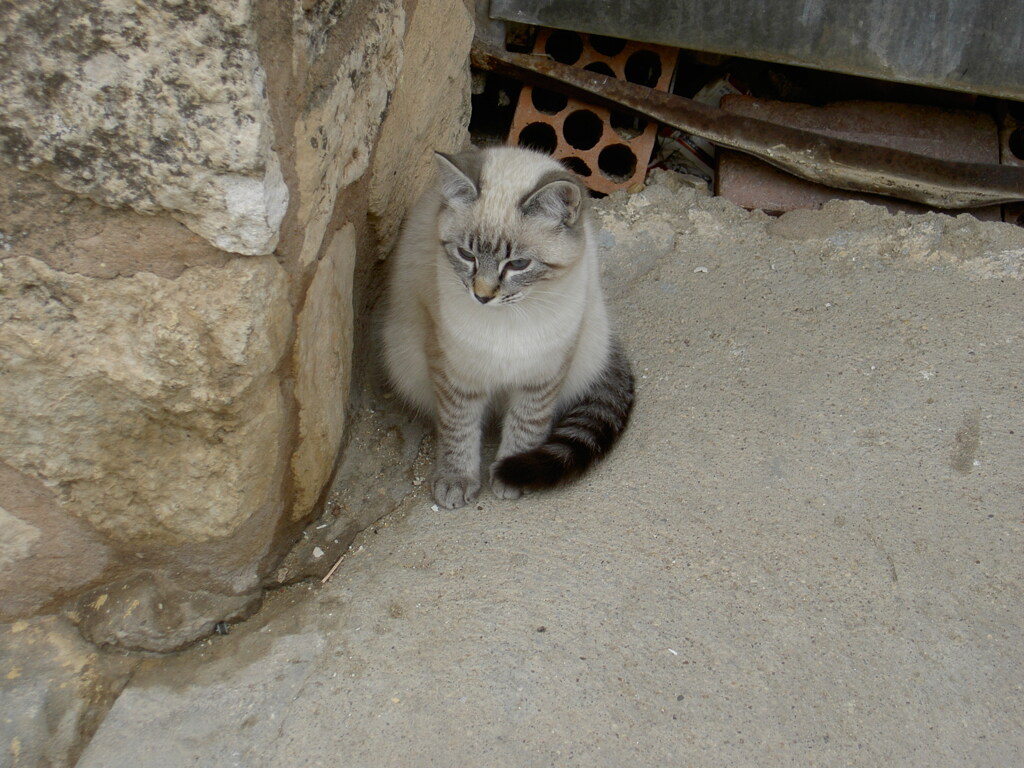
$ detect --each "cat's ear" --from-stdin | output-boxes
[434,151,480,207]
[521,178,583,228]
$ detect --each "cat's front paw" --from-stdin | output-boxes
[432,474,480,509]
[490,464,523,500]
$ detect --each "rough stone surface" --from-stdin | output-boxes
[0,506,39,569]
[0,0,477,660]
[0,254,291,544]
[294,0,404,266]
[0,0,287,255]
[367,0,473,252]
[0,165,297,648]
[0,461,114,620]
[0,616,136,767]
[291,224,357,520]
[77,178,1024,766]
[71,571,262,653]
[0,164,230,280]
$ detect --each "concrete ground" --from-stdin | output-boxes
[77,174,1024,767]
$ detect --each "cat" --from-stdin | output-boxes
[382,146,634,509]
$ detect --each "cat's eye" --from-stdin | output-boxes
[456,247,475,262]
[505,258,531,271]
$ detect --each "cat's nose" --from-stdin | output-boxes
[472,275,497,304]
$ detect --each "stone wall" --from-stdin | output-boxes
[0,0,473,651]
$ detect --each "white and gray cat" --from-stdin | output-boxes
[383,146,633,509]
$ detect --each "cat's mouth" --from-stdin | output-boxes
[470,290,523,306]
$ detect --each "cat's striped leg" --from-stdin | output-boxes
[431,369,488,509]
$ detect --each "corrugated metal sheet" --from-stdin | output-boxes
[489,0,1024,101]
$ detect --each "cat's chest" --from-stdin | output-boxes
[438,300,581,382]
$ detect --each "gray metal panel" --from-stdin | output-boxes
[489,0,1024,101]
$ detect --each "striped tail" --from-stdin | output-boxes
[495,339,634,489]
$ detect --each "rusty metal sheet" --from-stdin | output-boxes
[489,0,1024,101]
[471,41,1024,209]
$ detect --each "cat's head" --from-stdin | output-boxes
[433,148,588,307]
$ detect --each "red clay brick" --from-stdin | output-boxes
[507,29,678,195]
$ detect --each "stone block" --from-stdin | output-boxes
[0,616,136,766]
[0,462,114,620]
[1,164,289,635]
[0,0,475,655]
[291,224,357,520]
[0,1,287,255]
[71,571,262,653]
[0,255,290,545]
[368,0,473,252]
[294,0,404,266]
[0,165,230,280]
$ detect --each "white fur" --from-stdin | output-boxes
[382,148,611,417]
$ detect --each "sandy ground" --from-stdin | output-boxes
[77,174,1024,767]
